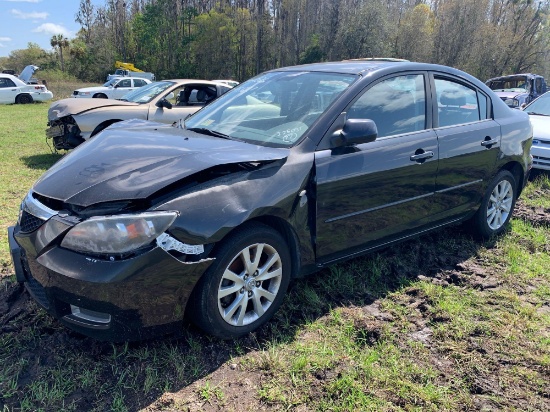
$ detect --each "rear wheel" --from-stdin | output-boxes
[470,170,517,238]
[188,223,291,339]
[15,94,33,104]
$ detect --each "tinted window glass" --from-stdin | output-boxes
[435,78,480,127]
[478,92,488,120]
[118,79,131,88]
[0,78,16,88]
[134,79,145,87]
[347,74,426,138]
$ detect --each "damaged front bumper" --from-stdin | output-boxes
[8,206,214,341]
[46,117,84,151]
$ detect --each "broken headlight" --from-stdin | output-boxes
[61,211,178,254]
[504,98,519,107]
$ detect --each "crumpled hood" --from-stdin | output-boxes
[493,91,526,100]
[33,119,289,207]
[48,98,139,120]
[528,115,550,141]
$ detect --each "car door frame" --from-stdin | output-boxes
[428,71,501,222]
[313,71,441,264]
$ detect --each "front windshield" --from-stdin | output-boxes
[524,93,550,115]
[102,79,118,87]
[185,71,357,147]
[120,81,175,103]
[488,77,529,93]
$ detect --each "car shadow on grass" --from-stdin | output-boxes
[0,223,500,411]
[20,153,64,171]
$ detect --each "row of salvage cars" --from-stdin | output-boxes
[47,79,233,150]
[8,60,541,341]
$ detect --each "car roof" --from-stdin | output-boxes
[162,79,222,85]
[270,60,470,77]
[486,73,542,81]
[0,73,26,86]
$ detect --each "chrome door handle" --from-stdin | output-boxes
[481,137,498,147]
[410,151,434,161]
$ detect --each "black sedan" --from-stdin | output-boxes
[9,60,532,341]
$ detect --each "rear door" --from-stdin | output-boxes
[113,78,133,99]
[430,74,500,220]
[0,77,19,103]
[315,73,439,262]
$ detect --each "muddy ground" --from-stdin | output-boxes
[1,191,549,411]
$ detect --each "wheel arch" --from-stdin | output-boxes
[91,119,122,137]
[205,216,302,280]
[15,93,33,104]
[500,161,526,197]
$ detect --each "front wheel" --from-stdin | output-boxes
[470,170,517,239]
[187,223,291,339]
[93,93,108,99]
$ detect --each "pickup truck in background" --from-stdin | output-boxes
[486,73,547,108]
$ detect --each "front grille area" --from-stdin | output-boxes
[533,155,550,167]
[19,210,46,233]
[21,258,50,310]
[26,275,50,309]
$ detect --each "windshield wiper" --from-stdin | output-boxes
[187,127,231,140]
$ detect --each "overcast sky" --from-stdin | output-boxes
[0,0,103,58]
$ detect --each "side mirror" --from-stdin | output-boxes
[156,98,173,109]
[331,118,378,148]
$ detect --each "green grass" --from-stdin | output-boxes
[0,104,62,274]
[0,104,549,410]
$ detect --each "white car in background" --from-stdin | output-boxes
[72,77,151,99]
[0,73,53,104]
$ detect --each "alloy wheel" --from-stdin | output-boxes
[217,242,283,327]
[486,179,513,230]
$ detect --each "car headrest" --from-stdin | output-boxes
[196,89,207,102]
[440,90,466,106]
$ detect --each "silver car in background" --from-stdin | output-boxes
[522,92,550,170]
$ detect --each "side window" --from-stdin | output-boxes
[134,79,145,87]
[347,74,426,138]
[0,78,16,88]
[118,79,131,88]
[478,92,488,120]
[535,78,543,94]
[435,78,481,127]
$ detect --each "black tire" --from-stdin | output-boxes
[15,94,33,104]
[469,170,517,239]
[187,223,291,339]
[93,93,108,98]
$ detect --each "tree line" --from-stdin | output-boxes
[2,0,550,83]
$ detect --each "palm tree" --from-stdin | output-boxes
[50,34,70,71]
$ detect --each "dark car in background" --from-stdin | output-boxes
[486,73,547,108]
[9,60,532,341]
